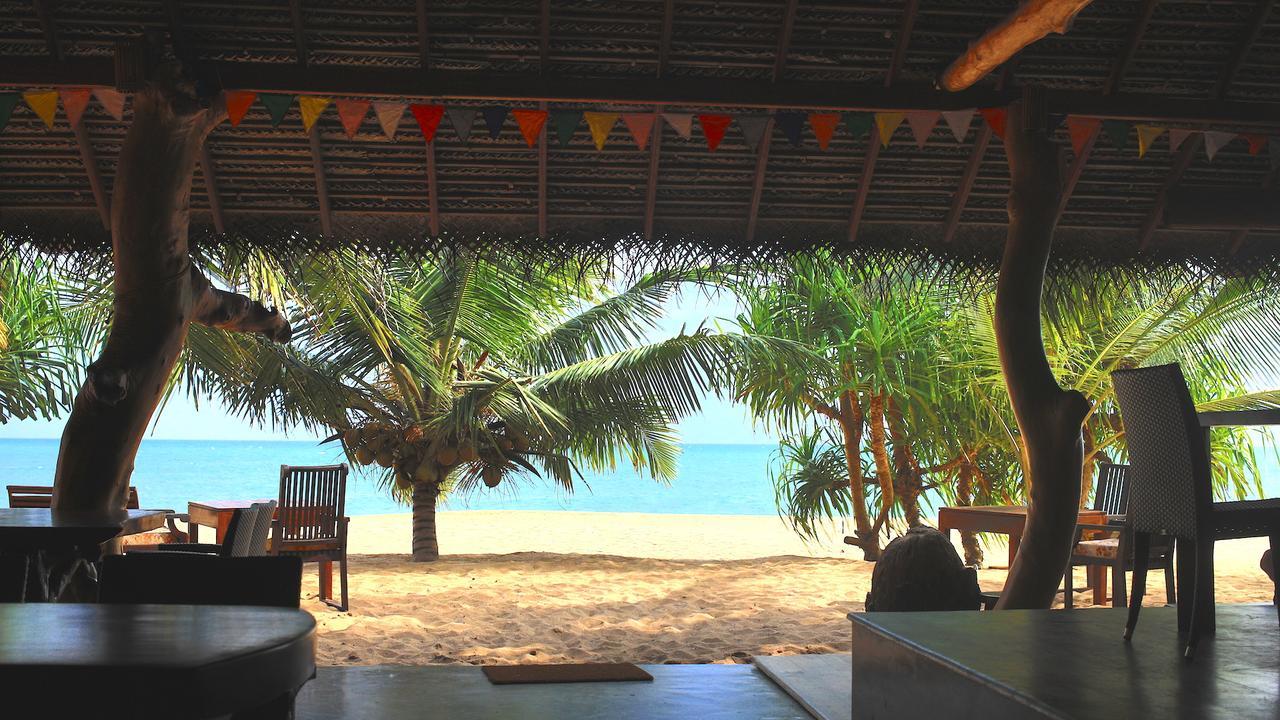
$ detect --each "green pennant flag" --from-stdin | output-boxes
[843,112,873,139]
[551,110,580,148]
[258,93,295,128]
[1102,119,1129,150]
[0,93,18,134]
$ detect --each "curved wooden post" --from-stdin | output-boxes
[993,100,1091,609]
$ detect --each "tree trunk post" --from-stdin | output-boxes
[837,389,878,560]
[992,97,1091,610]
[412,481,440,562]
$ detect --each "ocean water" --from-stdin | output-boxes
[0,439,779,517]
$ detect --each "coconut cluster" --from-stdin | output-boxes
[342,421,530,490]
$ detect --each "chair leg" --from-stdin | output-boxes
[1269,535,1279,626]
[1163,548,1176,606]
[339,552,349,612]
[1063,561,1074,609]
[319,559,333,604]
[1112,557,1127,609]
[1124,531,1151,641]
[1184,536,1214,661]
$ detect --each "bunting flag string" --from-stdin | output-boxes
[0,93,18,134]
[94,88,126,121]
[940,109,974,142]
[622,113,656,151]
[775,111,805,147]
[697,114,731,152]
[1203,131,1235,161]
[663,113,693,140]
[482,106,509,140]
[843,112,873,140]
[551,110,580,147]
[979,107,1006,140]
[584,112,619,150]
[225,91,257,127]
[373,101,406,139]
[258,93,294,128]
[59,88,91,128]
[512,109,548,148]
[737,115,769,152]
[23,90,58,129]
[906,111,939,150]
[874,112,904,147]
[1168,127,1194,153]
[809,113,839,151]
[1102,120,1129,150]
[448,107,478,143]
[1135,125,1165,158]
[1065,117,1100,156]
[410,103,446,143]
[335,99,370,139]
[1245,133,1268,156]
[298,96,331,133]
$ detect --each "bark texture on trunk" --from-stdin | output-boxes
[412,481,440,562]
[992,101,1091,610]
[886,396,923,528]
[957,458,984,567]
[940,0,1096,90]
[836,389,878,560]
[52,66,291,515]
[866,393,895,532]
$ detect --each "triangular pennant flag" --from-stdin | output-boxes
[224,91,257,127]
[874,111,905,147]
[335,99,370,139]
[23,91,58,129]
[512,109,548,148]
[1135,125,1166,158]
[809,113,840,151]
[550,110,580,147]
[482,106,509,140]
[843,112,873,140]
[940,109,974,142]
[697,114,732,152]
[0,93,18,134]
[979,107,1006,140]
[410,103,446,143]
[93,88,126,121]
[59,88,91,128]
[298,96,331,133]
[622,113,657,151]
[1271,138,1280,170]
[1203,131,1236,161]
[373,101,406,139]
[448,107,478,143]
[1102,120,1129,150]
[584,111,619,150]
[905,111,940,149]
[737,116,770,152]
[663,113,693,139]
[1168,127,1194,153]
[258,93,294,127]
[1244,133,1268,156]
[1065,117,1101,156]
[775,111,805,147]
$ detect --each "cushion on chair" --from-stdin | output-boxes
[1074,538,1120,559]
[120,529,179,547]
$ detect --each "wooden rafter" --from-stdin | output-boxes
[643,105,663,240]
[745,118,774,244]
[307,126,332,235]
[415,0,430,69]
[539,0,552,71]
[198,144,226,235]
[942,67,1011,243]
[1165,186,1280,230]
[31,0,61,62]
[426,137,440,237]
[289,0,309,69]
[72,121,109,230]
[772,0,799,82]
[848,0,918,243]
[941,0,1096,91]
[1229,167,1279,255]
[537,100,547,236]
[656,0,675,77]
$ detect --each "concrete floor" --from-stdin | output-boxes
[296,663,812,720]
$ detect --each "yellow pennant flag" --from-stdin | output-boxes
[874,111,905,148]
[583,111,619,151]
[23,90,58,128]
[298,96,332,133]
[1136,124,1166,158]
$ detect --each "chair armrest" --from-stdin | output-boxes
[1073,523,1124,543]
[154,543,222,554]
[164,513,190,542]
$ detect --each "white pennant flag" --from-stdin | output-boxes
[373,101,407,140]
[663,113,693,139]
[940,109,975,143]
[1203,131,1235,161]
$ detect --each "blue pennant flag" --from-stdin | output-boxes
[482,106,509,140]
[774,111,805,147]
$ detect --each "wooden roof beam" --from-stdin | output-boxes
[72,121,109,230]
[849,0,918,243]
[289,0,309,69]
[539,0,551,71]
[643,105,663,240]
[745,1,799,242]
[1165,186,1280,230]
[537,100,547,237]
[941,0,1096,91]
[198,145,226,235]
[307,126,332,236]
[415,0,430,69]
[656,0,674,77]
[426,138,440,237]
[942,67,1012,243]
[31,0,61,62]
[772,0,799,82]
[1229,167,1279,255]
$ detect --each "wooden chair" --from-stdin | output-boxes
[1112,363,1280,659]
[269,464,350,611]
[154,501,277,558]
[1062,463,1175,609]
[6,485,189,545]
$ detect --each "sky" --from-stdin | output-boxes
[0,283,778,445]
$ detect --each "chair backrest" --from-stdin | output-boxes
[1092,463,1131,516]
[275,464,348,544]
[8,485,140,509]
[227,501,277,557]
[1111,363,1211,538]
[99,554,303,608]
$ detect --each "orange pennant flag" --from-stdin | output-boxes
[874,112,905,147]
[93,88,126,121]
[298,96,331,133]
[1245,133,1268,156]
[808,113,840,151]
[697,114,732,152]
[23,90,58,128]
[1136,125,1166,158]
[1065,117,1100,156]
[59,88,91,127]
[512,109,549,148]
[225,91,257,127]
[979,107,1007,140]
[622,113,657,150]
[584,111,619,150]
[335,99,370,139]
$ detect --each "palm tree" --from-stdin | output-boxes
[0,255,82,422]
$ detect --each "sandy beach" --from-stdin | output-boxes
[304,511,1276,666]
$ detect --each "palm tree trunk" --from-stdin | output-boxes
[412,481,440,562]
[866,393,896,534]
[886,396,923,528]
[957,457,984,567]
[837,389,878,560]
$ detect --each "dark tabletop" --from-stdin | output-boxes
[0,508,167,550]
[0,603,316,716]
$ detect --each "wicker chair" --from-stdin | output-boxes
[154,501,277,557]
[270,464,350,611]
[1111,363,1280,659]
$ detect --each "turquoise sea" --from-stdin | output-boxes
[0,439,779,517]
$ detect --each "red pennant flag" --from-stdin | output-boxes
[410,103,446,143]
[697,114,732,152]
[224,91,257,127]
[1245,134,1268,156]
[335,99,370,139]
[979,107,1007,140]
[1065,117,1100,156]
[512,109,548,148]
[59,88,92,128]
[622,113,657,151]
[808,113,840,151]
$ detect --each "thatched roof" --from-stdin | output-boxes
[0,1,1278,275]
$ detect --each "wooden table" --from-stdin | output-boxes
[0,603,315,717]
[188,499,274,544]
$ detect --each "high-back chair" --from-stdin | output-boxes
[1112,363,1280,659]
[7,485,189,546]
[270,464,350,611]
